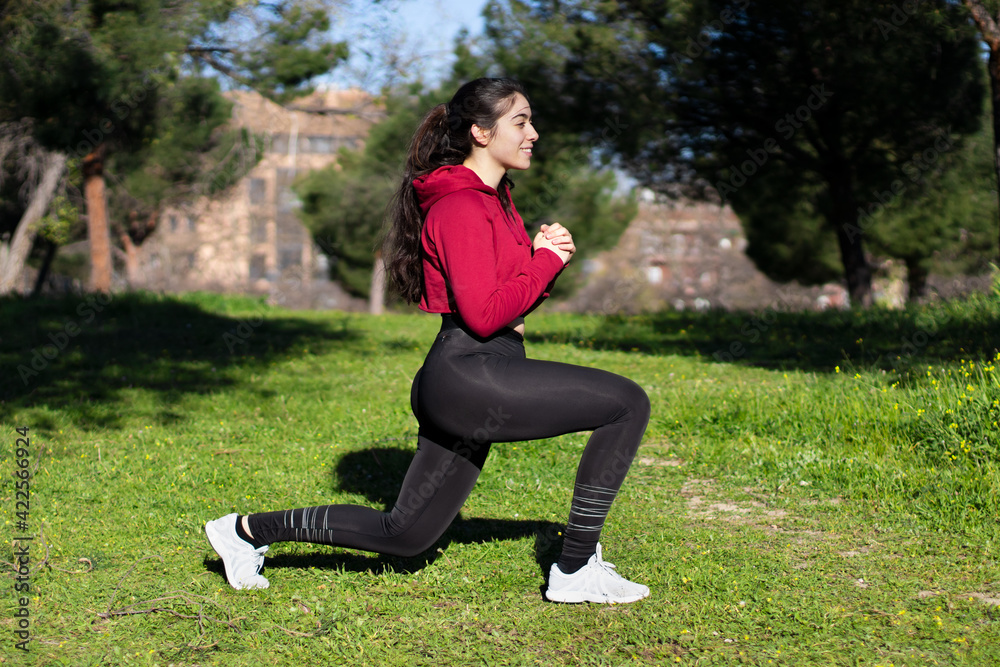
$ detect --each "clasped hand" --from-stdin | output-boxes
[533,223,575,265]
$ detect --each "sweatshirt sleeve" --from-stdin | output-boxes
[428,192,564,337]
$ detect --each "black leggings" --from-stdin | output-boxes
[247,316,650,564]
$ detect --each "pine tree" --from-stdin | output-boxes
[485,0,985,305]
[0,0,347,292]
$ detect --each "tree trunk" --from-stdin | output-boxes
[0,151,67,295]
[83,144,113,293]
[834,227,872,307]
[120,231,141,288]
[828,168,872,307]
[904,256,929,302]
[989,47,1000,265]
[369,249,385,315]
[963,1,1000,263]
[31,238,58,297]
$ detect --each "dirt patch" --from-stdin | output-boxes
[680,478,714,496]
[837,546,877,558]
[916,591,1000,606]
[678,478,833,549]
[638,456,684,467]
[704,502,752,514]
[685,490,788,525]
[803,497,843,506]
[966,592,1000,606]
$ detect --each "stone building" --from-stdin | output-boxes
[565,191,850,314]
[137,88,381,309]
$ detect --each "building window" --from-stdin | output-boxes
[275,168,300,213]
[186,216,195,232]
[279,244,302,270]
[249,178,267,204]
[276,187,299,213]
[296,136,323,153]
[270,134,289,153]
[251,215,268,244]
[269,133,359,155]
[168,215,178,232]
[249,254,267,280]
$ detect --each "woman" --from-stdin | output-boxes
[206,78,651,604]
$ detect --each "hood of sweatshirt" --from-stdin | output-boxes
[413,165,531,245]
[412,165,497,214]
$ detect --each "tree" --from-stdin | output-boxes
[297,141,397,300]
[864,102,997,300]
[103,78,264,286]
[484,0,985,305]
[962,0,1000,263]
[0,0,347,292]
[0,122,67,294]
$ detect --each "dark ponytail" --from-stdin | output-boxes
[383,78,529,304]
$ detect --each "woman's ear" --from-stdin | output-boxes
[470,123,491,147]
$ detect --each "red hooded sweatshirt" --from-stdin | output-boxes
[413,165,564,337]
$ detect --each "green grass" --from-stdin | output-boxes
[2,290,1000,666]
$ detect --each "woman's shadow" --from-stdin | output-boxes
[254,446,564,580]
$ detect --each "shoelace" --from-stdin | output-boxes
[594,556,625,580]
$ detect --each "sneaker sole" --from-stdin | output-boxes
[546,588,649,604]
[204,521,237,584]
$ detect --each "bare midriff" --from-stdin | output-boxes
[509,316,525,336]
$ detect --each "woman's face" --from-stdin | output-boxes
[480,93,538,172]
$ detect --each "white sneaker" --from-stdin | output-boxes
[546,543,649,604]
[205,513,270,590]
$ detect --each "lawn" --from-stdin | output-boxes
[2,290,999,666]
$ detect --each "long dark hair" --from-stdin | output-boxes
[383,77,529,304]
